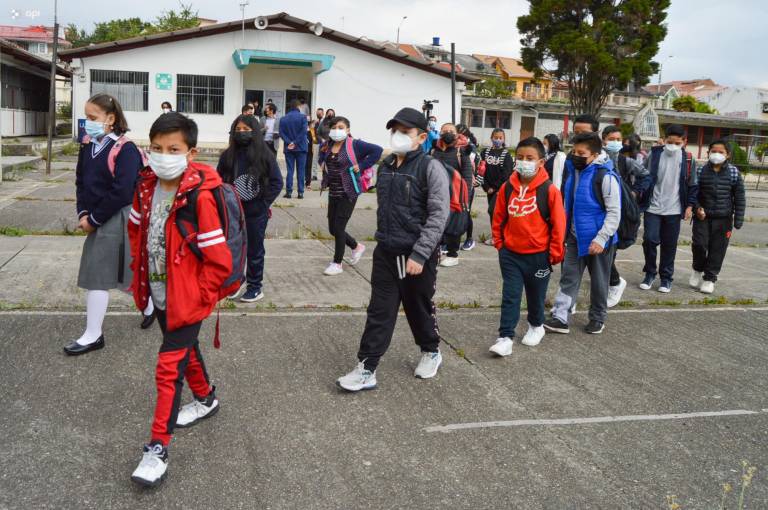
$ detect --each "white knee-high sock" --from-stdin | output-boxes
[76,290,109,346]
[143,296,154,316]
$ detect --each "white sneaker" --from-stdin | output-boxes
[700,280,715,294]
[349,243,366,265]
[689,271,703,289]
[521,324,545,347]
[483,238,494,246]
[489,337,513,356]
[606,277,627,308]
[323,262,343,276]
[131,443,168,487]
[176,393,219,428]
[336,362,377,392]
[440,256,459,267]
[414,351,442,379]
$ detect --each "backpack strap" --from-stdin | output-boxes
[498,181,513,244]
[618,155,628,182]
[345,136,359,169]
[593,167,608,211]
[536,180,552,226]
[685,151,693,180]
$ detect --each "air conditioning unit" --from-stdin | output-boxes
[762,102,768,114]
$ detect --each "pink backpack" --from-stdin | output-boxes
[82,134,148,176]
[345,137,374,193]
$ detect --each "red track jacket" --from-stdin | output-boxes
[128,161,232,332]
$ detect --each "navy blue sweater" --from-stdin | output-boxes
[75,137,143,228]
[217,146,284,215]
[278,109,309,153]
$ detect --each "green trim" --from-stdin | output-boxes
[232,50,335,74]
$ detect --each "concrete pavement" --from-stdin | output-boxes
[1,165,767,508]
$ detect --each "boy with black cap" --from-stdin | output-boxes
[337,107,450,392]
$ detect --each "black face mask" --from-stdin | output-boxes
[234,131,253,146]
[441,133,456,145]
[571,155,589,171]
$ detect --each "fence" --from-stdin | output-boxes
[728,133,768,190]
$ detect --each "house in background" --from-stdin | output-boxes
[698,86,768,121]
[1,38,72,136]
[58,13,475,148]
[473,54,552,101]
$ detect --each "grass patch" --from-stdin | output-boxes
[436,301,460,310]
[0,226,29,236]
[731,298,756,305]
[677,239,692,246]
[650,299,682,306]
[617,300,637,308]
[332,304,353,311]
[220,300,237,309]
[364,236,376,242]
[687,295,728,306]
[0,225,85,237]
[0,301,36,311]
[13,196,42,201]
[306,227,333,241]
[478,232,490,243]
[454,348,466,359]
[61,142,80,156]
[470,210,479,219]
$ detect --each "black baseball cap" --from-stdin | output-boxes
[386,107,428,132]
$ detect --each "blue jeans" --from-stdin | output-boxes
[244,200,270,292]
[642,212,682,281]
[284,151,307,194]
[498,248,551,338]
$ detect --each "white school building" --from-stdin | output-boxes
[59,12,473,148]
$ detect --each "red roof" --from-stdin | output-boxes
[0,24,70,45]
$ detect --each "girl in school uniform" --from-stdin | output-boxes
[64,93,146,355]
[217,114,284,302]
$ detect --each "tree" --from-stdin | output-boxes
[672,95,717,114]
[473,76,517,99]
[517,1,670,118]
[66,3,199,47]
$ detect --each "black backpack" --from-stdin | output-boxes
[593,167,640,250]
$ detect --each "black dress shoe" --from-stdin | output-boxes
[297,193,304,199]
[63,335,105,356]
[140,312,156,330]
[283,192,292,199]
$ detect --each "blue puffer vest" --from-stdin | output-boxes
[563,162,618,257]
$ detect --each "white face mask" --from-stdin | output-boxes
[390,131,415,155]
[149,151,189,180]
[162,108,171,114]
[709,152,727,165]
[329,129,348,142]
[665,143,681,153]
[515,160,538,178]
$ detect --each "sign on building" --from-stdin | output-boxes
[155,73,173,90]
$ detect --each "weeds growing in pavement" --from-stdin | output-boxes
[470,210,478,219]
[617,300,637,308]
[730,298,755,305]
[0,226,28,236]
[688,296,728,306]
[436,301,460,310]
[306,227,333,241]
[478,232,490,243]
[650,299,682,306]
[220,300,237,310]
[332,304,353,311]
[717,460,758,510]
[364,236,376,242]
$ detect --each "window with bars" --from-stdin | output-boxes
[90,69,149,111]
[484,110,511,129]
[177,74,225,115]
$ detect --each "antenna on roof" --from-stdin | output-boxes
[238,0,249,47]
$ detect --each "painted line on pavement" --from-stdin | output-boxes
[424,409,766,433]
[1,306,767,318]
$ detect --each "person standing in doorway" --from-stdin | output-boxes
[336,107,449,392]
[318,116,383,276]
[298,97,310,118]
[262,103,280,155]
[279,99,309,199]
[64,93,145,356]
[638,124,697,293]
[688,140,745,294]
[217,114,283,302]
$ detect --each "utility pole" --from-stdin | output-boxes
[239,0,249,47]
[45,0,58,176]
[450,42,456,124]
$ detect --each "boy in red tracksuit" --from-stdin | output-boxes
[490,137,566,356]
[127,113,232,487]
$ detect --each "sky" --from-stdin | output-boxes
[3,0,767,89]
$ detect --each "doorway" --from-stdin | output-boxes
[244,89,264,116]
[285,89,311,114]
[520,116,536,140]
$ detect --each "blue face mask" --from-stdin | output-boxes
[85,119,106,139]
[605,140,623,153]
[492,139,504,148]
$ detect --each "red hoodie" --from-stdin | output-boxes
[491,167,566,264]
[128,161,232,332]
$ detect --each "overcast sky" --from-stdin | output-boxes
[5,0,767,88]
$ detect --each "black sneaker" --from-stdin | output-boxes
[543,317,570,334]
[283,192,292,199]
[584,320,605,334]
[297,193,304,199]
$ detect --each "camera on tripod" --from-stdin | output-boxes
[422,99,439,119]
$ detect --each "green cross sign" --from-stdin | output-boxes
[155,73,172,90]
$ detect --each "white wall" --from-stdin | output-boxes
[1,108,48,136]
[70,28,460,148]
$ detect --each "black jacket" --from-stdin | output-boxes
[430,144,474,186]
[479,147,514,193]
[690,162,746,228]
[375,150,449,264]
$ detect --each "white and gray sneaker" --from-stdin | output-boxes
[521,324,545,347]
[336,362,377,392]
[689,271,703,289]
[324,262,344,276]
[348,243,366,266]
[606,277,627,308]
[489,337,513,357]
[414,351,442,379]
[131,442,168,487]
[176,390,219,428]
